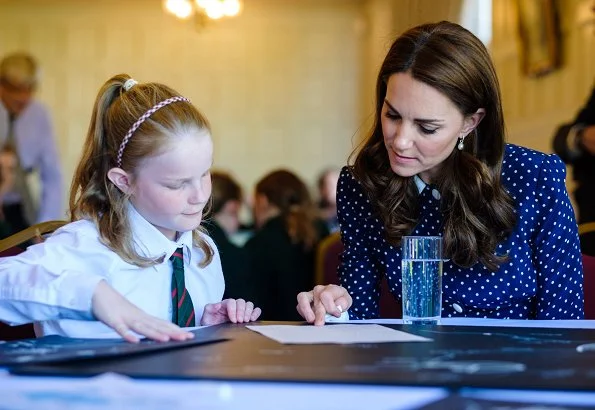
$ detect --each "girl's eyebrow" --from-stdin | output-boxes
[384,99,444,124]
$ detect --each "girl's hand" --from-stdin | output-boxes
[200,298,262,326]
[296,284,352,326]
[92,280,194,343]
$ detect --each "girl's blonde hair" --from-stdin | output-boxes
[69,73,214,267]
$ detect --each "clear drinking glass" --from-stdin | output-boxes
[401,236,443,325]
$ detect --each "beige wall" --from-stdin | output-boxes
[491,0,594,207]
[1,0,591,218]
[492,0,594,152]
[0,0,366,216]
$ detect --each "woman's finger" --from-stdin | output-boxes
[313,298,328,326]
[296,291,315,322]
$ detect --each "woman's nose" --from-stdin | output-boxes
[391,123,413,151]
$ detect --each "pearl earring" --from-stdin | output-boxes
[457,137,465,150]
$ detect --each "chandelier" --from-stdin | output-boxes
[164,0,242,21]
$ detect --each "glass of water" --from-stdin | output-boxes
[401,236,443,325]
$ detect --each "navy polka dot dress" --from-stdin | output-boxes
[337,144,584,320]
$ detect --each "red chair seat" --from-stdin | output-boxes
[582,254,595,319]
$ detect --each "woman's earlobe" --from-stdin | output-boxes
[107,167,132,194]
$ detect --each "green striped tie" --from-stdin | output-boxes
[170,247,196,327]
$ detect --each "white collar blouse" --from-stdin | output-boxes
[4,203,224,338]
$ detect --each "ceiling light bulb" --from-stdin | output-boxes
[222,0,241,16]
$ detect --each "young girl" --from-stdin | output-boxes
[0,74,260,338]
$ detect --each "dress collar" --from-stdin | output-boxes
[413,175,427,194]
[127,203,194,264]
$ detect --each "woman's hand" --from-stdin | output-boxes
[296,284,352,326]
[200,298,262,326]
[92,280,194,343]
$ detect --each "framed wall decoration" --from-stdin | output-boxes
[516,0,561,78]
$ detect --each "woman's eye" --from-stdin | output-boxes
[419,126,438,135]
[385,112,400,120]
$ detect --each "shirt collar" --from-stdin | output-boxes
[127,203,194,264]
[413,175,427,194]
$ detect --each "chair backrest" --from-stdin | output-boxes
[315,232,401,318]
[0,220,68,341]
[0,220,67,253]
[315,231,343,286]
[579,223,595,257]
[583,254,595,320]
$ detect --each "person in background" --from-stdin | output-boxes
[0,52,63,232]
[0,73,260,339]
[316,167,340,234]
[553,85,595,255]
[0,146,17,238]
[203,170,251,300]
[246,169,329,321]
[297,21,583,325]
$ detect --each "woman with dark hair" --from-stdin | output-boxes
[297,21,583,324]
[247,169,329,321]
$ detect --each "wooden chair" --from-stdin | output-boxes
[315,232,402,318]
[0,220,68,340]
[0,220,67,254]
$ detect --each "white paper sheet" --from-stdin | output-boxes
[246,324,431,344]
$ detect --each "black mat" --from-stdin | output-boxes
[0,326,227,366]
[9,323,595,392]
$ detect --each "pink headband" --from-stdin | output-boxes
[116,96,190,167]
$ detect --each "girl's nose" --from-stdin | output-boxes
[189,183,209,204]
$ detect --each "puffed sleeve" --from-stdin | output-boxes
[337,167,382,319]
[532,154,584,319]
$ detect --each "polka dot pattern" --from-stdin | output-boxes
[337,144,584,320]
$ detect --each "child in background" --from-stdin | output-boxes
[0,74,260,338]
[316,167,340,234]
[246,169,329,321]
[203,171,251,300]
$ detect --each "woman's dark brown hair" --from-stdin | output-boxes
[351,21,516,271]
[256,169,318,250]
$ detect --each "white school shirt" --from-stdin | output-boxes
[1,204,224,338]
[0,258,101,325]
